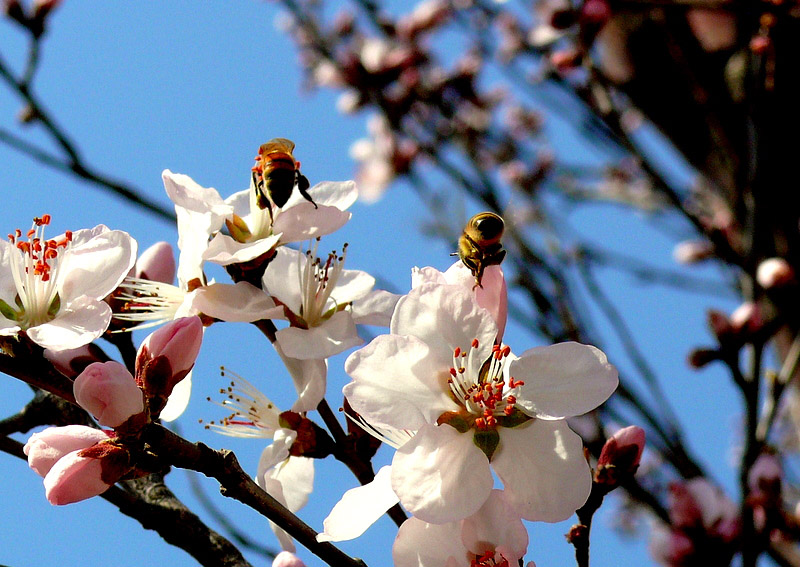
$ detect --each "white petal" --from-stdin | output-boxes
[317,465,399,542]
[191,282,281,322]
[329,269,376,304]
[203,233,281,266]
[159,371,192,422]
[276,311,362,360]
[0,241,20,302]
[287,180,358,210]
[392,424,493,524]
[272,342,328,413]
[511,342,618,419]
[460,490,528,561]
[492,420,592,522]
[59,227,136,302]
[162,170,230,216]
[270,455,314,513]
[274,204,352,244]
[411,266,447,289]
[261,247,305,315]
[225,188,250,217]
[257,431,297,478]
[27,297,111,351]
[344,334,459,431]
[391,283,497,369]
[393,517,467,567]
[351,289,401,326]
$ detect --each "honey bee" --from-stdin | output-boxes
[456,212,506,288]
[251,138,317,218]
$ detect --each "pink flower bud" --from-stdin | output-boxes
[136,317,203,414]
[729,302,764,335]
[756,257,794,289]
[272,551,307,567]
[748,453,782,493]
[135,241,176,284]
[597,425,645,474]
[74,362,145,427]
[44,343,110,379]
[24,425,110,477]
[44,451,112,505]
[43,441,131,505]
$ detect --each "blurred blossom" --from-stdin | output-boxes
[397,0,450,39]
[747,452,782,493]
[350,115,417,202]
[686,9,737,52]
[673,240,714,264]
[272,552,306,567]
[756,257,794,289]
[596,18,634,83]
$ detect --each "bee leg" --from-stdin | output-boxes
[296,173,318,209]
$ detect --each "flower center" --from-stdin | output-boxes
[446,340,524,430]
[111,277,189,330]
[202,368,281,438]
[470,551,510,567]
[297,239,348,326]
[1,215,71,328]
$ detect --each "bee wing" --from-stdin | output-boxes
[259,138,296,156]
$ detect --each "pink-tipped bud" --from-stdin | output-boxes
[729,302,764,336]
[673,240,714,264]
[136,317,203,414]
[595,425,645,487]
[756,257,794,289]
[44,343,110,379]
[74,361,145,428]
[272,551,307,567]
[44,441,131,505]
[135,241,176,284]
[748,452,782,494]
[24,425,110,477]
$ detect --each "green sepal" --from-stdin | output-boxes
[495,408,532,429]
[47,293,61,318]
[225,214,252,243]
[473,429,500,461]
[14,293,23,309]
[0,298,19,322]
[437,410,472,433]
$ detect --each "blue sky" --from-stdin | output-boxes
[0,3,745,566]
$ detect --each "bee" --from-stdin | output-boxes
[251,138,318,218]
[456,212,506,288]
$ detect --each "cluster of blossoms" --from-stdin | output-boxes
[11,150,634,566]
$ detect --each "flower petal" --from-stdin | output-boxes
[344,334,459,431]
[274,204,352,244]
[191,282,281,322]
[391,283,497,370]
[287,180,358,210]
[317,465,399,542]
[393,517,466,567]
[493,419,591,522]
[261,246,305,315]
[351,289,401,327]
[510,342,618,419]
[27,297,112,351]
[158,371,192,422]
[203,233,282,266]
[392,424,493,524]
[328,268,375,304]
[273,341,328,412]
[276,311,362,360]
[59,226,136,302]
[460,490,528,561]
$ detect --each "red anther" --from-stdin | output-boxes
[454,347,461,357]
[472,338,480,348]
[64,230,72,241]
[501,345,511,357]
[506,395,516,404]
[17,242,30,253]
[504,405,514,415]
[486,415,496,427]
[458,367,465,374]
[450,367,458,377]
[15,229,21,238]
[475,417,486,429]
[27,228,36,238]
[492,344,500,352]
[44,249,58,260]
[41,214,51,224]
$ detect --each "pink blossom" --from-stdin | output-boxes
[748,452,782,493]
[756,257,794,289]
[135,241,176,284]
[73,361,145,427]
[272,552,306,567]
[24,425,109,477]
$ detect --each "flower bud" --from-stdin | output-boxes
[135,241,176,284]
[44,441,131,505]
[595,425,645,488]
[74,361,145,427]
[748,452,782,495]
[136,316,203,414]
[24,425,110,477]
[729,302,764,336]
[44,343,110,379]
[756,257,794,289]
[272,551,307,567]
